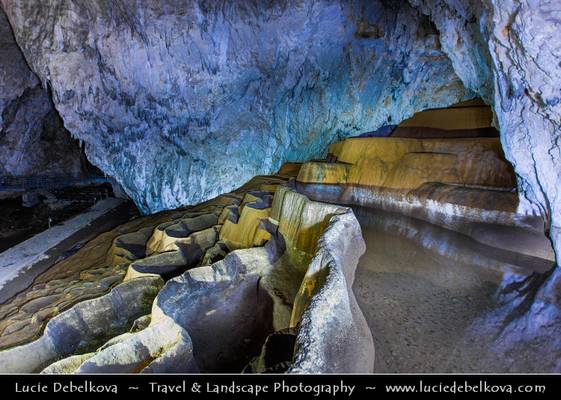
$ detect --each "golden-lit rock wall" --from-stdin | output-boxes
[299,137,516,190]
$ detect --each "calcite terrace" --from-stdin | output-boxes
[407,0,561,369]
[0,168,374,373]
[297,99,554,266]
[297,134,553,268]
[293,111,558,370]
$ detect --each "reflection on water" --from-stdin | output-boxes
[352,207,554,372]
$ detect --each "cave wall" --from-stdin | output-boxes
[0,7,85,179]
[0,0,473,213]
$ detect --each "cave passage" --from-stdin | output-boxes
[295,98,556,372]
[348,101,555,372]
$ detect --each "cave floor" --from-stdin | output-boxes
[353,209,552,373]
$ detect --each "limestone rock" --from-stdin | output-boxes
[146,212,221,255]
[302,137,516,189]
[219,191,274,250]
[0,0,471,213]
[125,226,220,281]
[41,353,95,374]
[0,175,288,356]
[398,98,494,131]
[0,207,177,351]
[290,211,372,372]
[296,135,553,263]
[38,186,373,373]
[73,318,197,373]
[406,1,561,235]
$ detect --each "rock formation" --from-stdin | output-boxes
[0,0,472,213]
[408,0,561,256]
[392,98,500,138]
[296,133,554,267]
[0,168,374,373]
[0,276,163,372]
[0,7,85,179]
[295,130,558,370]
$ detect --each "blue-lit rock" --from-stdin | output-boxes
[0,0,471,213]
[0,7,84,179]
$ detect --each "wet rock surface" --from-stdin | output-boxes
[354,211,501,372]
[0,276,163,373]
[295,135,553,263]
[354,207,558,372]
[408,0,561,246]
[0,152,557,372]
[297,133,558,371]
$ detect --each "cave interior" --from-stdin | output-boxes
[0,0,560,374]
